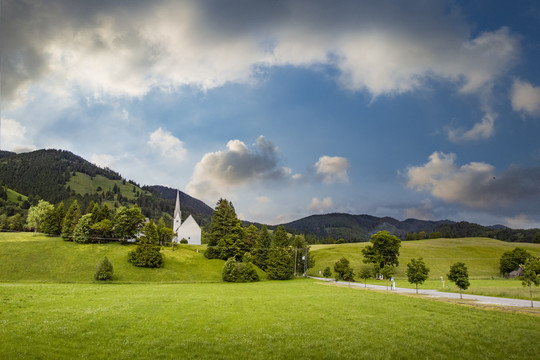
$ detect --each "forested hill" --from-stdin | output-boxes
[280,213,453,242]
[0,151,16,159]
[0,149,212,226]
[280,213,540,243]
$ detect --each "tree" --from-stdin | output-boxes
[519,257,540,308]
[26,200,54,234]
[292,234,315,276]
[128,222,163,268]
[222,253,259,283]
[73,214,93,243]
[62,200,81,241]
[90,219,114,242]
[206,199,246,260]
[499,248,532,276]
[41,202,65,235]
[222,257,239,282]
[157,218,175,246]
[358,266,373,288]
[113,206,145,241]
[447,262,470,299]
[266,225,294,280]
[245,224,259,249]
[362,231,401,270]
[334,257,353,281]
[323,266,332,279]
[94,256,114,281]
[252,225,271,270]
[406,257,430,294]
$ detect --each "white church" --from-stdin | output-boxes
[172,190,202,245]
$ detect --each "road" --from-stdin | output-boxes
[310,277,535,308]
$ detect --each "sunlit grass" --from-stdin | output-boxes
[0,280,538,359]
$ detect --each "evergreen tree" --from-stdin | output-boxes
[292,234,315,276]
[73,213,93,243]
[245,224,259,249]
[323,266,332,279]
[128,220,163,268]
[252,225,271,271]
[206,199,246,260]
[62,200,81,241]
[100,203,110,221]
[94,256,114,281]
[157,217,175,246]
[267,225,294,280]
[222,257,239,282]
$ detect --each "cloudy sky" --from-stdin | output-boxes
[2,0,540,228]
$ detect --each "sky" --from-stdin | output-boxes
[2,0,540,228]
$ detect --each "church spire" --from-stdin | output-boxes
[174,190,181,220]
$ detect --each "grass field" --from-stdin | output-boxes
[0,232,231,283]
[66,172,148,201]
[310,238,540,279]
[1,280,538,359]
[6,187,27,204]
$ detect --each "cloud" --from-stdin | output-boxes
[147,128,187,160]
[407,152,540,208]
[308,197,334,213]
[0,118,36,152]
[405,199,434,221]
[187,136,289,201]
[447,110,496,142]
[504,214,540,229]
[256,196,271,204]
[510,79,540,116]
[91,154,116,169]
[1,0,520,108]
[315,156,350,184]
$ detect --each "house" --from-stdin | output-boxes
[172,190,201,245]
[508,265,524,278]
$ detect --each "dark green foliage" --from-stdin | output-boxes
[323,266,332,278]
[447,262,470,298]
[362,231,401,269]
[40,202,65,235]
[127,242,163,268]
[222,253,259,283]
[90,219,114,242]
[94,256,114,281]
[334,257,354,281]
[180,239,188,244]
[499,248,532,276]
[406,258,430,293]
[140,220,159,244]
[73,214,93,243]
[252,225,271,270]
[62,200,81,241]
[245,225,259,249]
[272,225,289,247]
[206,199,246,260]
[113,206,145,241]
[157,218,175,246]
[267,247,294,280]
[292,234,315,276]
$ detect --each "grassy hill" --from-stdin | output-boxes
[0,232,236,283]
[309,237,540,279]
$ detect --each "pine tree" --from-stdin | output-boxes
[252,225,271,270]
[128,220,163,268]
[62,200,81,241]
[266,225,294,280]
[205,199,246,260]
[94,256,114,281]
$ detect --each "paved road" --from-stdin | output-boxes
[310,277,535,308]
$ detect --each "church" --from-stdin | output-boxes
[172,190,202,245]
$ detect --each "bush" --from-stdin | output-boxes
[128,242,163,268]
[222,254,259,283]
[323,266,332,278]
[180,239,188,244]
[94,256,114,281]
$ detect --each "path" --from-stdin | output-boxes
[310,277,534,308]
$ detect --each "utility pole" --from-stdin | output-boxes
[294,247,297,277]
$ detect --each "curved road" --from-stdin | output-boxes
[310,277,535,308]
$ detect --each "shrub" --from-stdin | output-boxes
[323,266,332,278]
[128,242,163,268]
[180,239,188,244]
[222,254,259,283]
[94,256,114,281]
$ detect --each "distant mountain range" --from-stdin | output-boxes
[0,149,538,243]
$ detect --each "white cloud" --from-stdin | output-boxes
[447,110,496,142]
[2,1,520,108]
[147,128,187,160]
[91,154,116,169]
[0,117,36,152]
[405,199,434,220]
[315,156,350,184]
[187,136,290,202]
[510,79,540,116]
[407,152,540,208]
[308,197,334,213]
[504,214,540,229]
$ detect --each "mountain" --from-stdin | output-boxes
[0,149,213,226]
[280,213,453,242]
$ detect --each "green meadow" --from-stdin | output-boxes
[1,280,539,360]
[1,232,539,359]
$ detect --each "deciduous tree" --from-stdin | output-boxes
[499,248,532,276]
[447,262,470,299]
[362,231,401,270]
[519,257,540,308]
[406,257,430,294]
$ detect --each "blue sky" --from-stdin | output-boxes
[2,0,540,227]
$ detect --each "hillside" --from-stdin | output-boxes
[0,149,213,226]
[281,213,540,243]
[281,213,453,242]
[309,238,540,279]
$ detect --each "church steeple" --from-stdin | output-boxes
[174,190,181,220]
